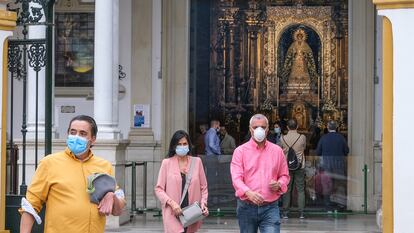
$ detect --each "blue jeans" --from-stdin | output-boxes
[236,199,281,233]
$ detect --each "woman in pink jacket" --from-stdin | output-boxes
[155,130,209,233]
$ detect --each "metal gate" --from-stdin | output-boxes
[5,0,55,232]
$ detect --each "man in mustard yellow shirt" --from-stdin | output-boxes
[19,115,126,233]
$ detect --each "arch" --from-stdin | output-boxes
[381,15,393,233]
[277,24,322,93]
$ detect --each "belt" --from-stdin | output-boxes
[239,199,277,207]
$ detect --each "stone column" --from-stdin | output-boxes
[26,2,46,139]
[348,0,376,212]
[128,0,155,143]
[152,0,162,141]
[162,0,190,146]
[112,0,119,125]
[94,0,120,139]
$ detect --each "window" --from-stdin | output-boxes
[55,12,94,87]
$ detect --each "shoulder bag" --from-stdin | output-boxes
[178,157,206,228]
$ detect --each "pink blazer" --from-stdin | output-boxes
[155,156,208,233]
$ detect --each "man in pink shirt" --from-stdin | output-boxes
[231,114,290,233]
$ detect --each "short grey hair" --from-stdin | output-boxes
[249,114,269,128]
[327,120,338,131]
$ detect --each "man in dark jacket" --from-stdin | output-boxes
[316,120,349,209]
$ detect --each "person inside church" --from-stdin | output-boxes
[281,119,307,219]
[204,120,221,203]
[314,166,333,212]
[267,121,282,146]
[316,120,349,210]
[219,126,236,155]
[204,120,221,156]
[194,123,208,155]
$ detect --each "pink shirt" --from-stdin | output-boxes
[230,138,290,202]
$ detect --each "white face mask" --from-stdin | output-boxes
[253,127,266,142]
[175,145,189,156]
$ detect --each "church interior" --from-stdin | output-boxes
[189,0,350,210]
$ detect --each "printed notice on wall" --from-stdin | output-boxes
[133,104,150,128]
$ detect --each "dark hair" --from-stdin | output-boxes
[167,130,194,158]
[67,115,98,137]
[272,121,281,127]
[287,119,298,130]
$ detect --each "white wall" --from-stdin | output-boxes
[7,71,23,140]
[378,8,414,233]
[54,97,93,138]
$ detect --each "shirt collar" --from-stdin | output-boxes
[65,147,94,162]
[247,137,268,150]
[287,130,298,135]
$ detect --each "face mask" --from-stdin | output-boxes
[66,135,89,157]
[253,127,266,142]
[175,145,189,156]
[274,127,281,134]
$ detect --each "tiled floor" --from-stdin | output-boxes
[105,212,381,233]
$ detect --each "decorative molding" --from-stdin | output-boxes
[373,0,414,9]
[265,6,337,102]
[0,9,16,31]
[56,0,94,12]
[55,86,93,97]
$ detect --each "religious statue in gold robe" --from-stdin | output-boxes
[281,28,319,94]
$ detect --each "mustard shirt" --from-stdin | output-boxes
[24,148,114,233]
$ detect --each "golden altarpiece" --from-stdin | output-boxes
[190,0,348,145]
[189,0,349,209]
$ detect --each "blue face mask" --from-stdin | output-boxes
[66,135,89,157]
[274,127,281,134]
[175,145,189,156]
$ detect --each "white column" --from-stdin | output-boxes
[94,0,120,139]
[112,0,119,127]
[378,9,414,233]
[152,0,162,141]
[118,0,132,138]
[26,2,46,139]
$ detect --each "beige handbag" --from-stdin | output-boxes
[178,157,206,227]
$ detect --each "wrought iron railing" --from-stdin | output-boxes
[6,1,55,232]
[7,0,54,195]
